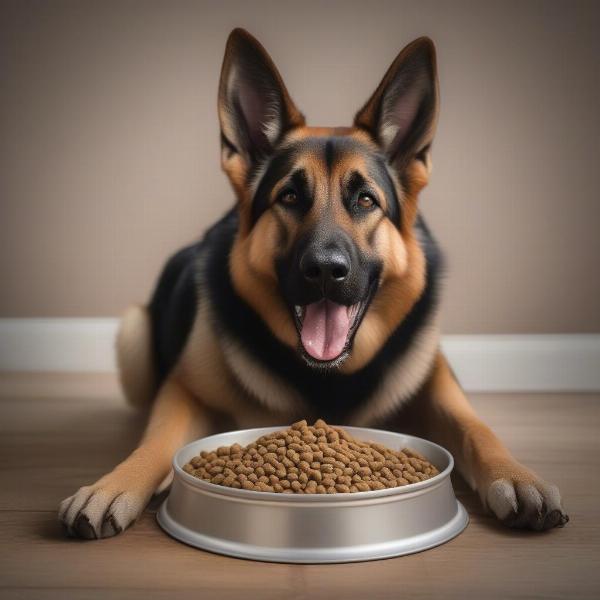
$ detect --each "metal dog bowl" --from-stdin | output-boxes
[157,426,468,563]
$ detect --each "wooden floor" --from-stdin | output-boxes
[0,373,598,600]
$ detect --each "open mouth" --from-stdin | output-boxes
[292,287,375,365]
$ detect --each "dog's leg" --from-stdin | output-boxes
[418,352,569,530]
[59,377,208,539]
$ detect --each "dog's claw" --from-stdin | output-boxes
[59,486,146,539]
[486,477,568,531]
[101,514,123,538]
[73,513,97,539]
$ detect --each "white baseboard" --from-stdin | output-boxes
[440,334,600,392]
[0,318,118,373]
[0,318,598,392]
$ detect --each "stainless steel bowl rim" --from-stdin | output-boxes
[173,425,454,503]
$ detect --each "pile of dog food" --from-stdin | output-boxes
[183,419,439,493]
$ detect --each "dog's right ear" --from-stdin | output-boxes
[354,37,439,175]
[218,29,305,197]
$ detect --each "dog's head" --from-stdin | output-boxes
[219,29,438,372]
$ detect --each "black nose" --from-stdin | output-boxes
[300,246,350,286]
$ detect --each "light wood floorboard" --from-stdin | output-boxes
[0,373,598,599]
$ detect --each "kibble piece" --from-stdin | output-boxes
[184,420,439,493]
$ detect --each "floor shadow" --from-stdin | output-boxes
[38,513,83,543]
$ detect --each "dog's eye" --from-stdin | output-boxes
[277,190,298,206]
[357,193,376,210]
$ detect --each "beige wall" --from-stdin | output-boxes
[1,0,598,334]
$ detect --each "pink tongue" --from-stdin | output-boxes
[300,300,351,361]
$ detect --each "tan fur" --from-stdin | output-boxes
[340,217,425,372]
[350,309,440,425]
[177,298,299,427]
[60,30,566,539]
[59,377,210,538]
[228,126,429,372]
[116,305,155,407]
[414,353,567,528]
[230,219,299,350]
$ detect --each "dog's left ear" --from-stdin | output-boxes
[354,37,438,172]
[218,29,305,195]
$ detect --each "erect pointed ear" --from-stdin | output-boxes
[218,29,305,192]
[354,37,438,172]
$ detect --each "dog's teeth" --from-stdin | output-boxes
[295,305,303,319]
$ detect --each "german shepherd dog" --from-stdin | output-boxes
[59,29,568,538]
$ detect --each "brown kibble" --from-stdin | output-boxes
[298,461,311,473]
[309,469,322,483]
[302,432,317,444]
[184,420,439,494]
[256,482,274,492]
[327,430,340,443]
[300,451,314,463]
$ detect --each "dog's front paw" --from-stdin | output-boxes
[484,470,569,531]
[58,482,148,539]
